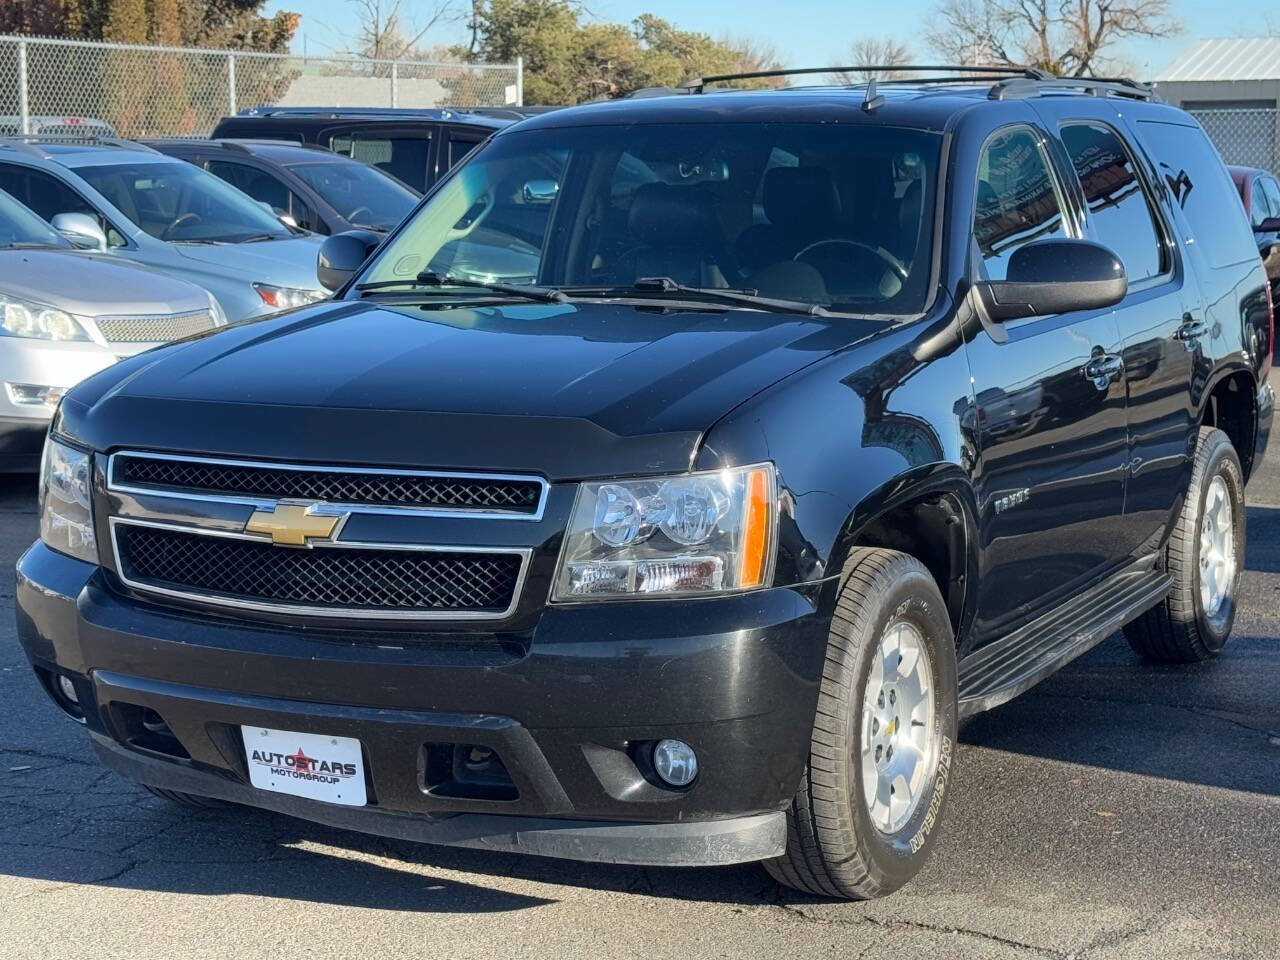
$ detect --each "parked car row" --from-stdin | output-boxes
[0,107,526,467]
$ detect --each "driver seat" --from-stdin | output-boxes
[615,183,729,287]
[735,167,843,275]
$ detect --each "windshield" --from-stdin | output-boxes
[359,122,942,314]
[72,160,292,243]
[288,160,419,231]
[0,188,67,248]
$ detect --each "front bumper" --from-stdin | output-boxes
[16,540,834,866]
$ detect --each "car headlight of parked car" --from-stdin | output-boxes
[39,436,97,564]
[552,463,776,601]
[0,293,90,341]
[252,283,327,311]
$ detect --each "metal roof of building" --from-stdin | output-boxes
[1155,37,1280,83]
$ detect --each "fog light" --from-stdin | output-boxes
[652,739,698,787]
[57,674,79,704]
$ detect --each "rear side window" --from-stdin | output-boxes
[329,132,431,192]
[973,127,1066,281]
[1248,177,1270,227]
[448,136,482,168]
[1060,123,1164,283]
[1135,120,1259,269]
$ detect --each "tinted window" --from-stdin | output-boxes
[0,163,126,246]
[1061,123,1164,282]
[1261,176,1280,220]
[1247,177,1270,227]
[1135,121,1259,269]
[362,123,943,314]
[329,132,430,191]
[288,160,418,231]
[206,160,290,215]
[974,128,1066,281]
[448,137,482,168]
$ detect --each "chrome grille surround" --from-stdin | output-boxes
[107,519,532,624]
[107,451,548,521]
[92,310,217,344]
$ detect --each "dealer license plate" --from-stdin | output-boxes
[242,726,367,806]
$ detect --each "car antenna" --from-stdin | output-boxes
[861,76,885,113]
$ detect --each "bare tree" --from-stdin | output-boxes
[718,33,784,75]
[832,37,912,83]
[926,0,1178,77]
[348,0,460,62]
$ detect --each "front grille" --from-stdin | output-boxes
[114,524,523,616]
[113,454,544,515]
[94,310,217,343]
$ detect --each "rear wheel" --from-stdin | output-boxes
[765,548,958,899]
[1124,427,1244,663]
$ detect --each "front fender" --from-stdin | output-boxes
[695,316,978,592]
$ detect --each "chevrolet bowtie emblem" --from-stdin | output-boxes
[245,502,343,547]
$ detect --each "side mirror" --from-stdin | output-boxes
[522,179,559,205]
[975,238,1127,321]
[1256,216,1280,233]
[317,229,382,291]
[51,212,107,251]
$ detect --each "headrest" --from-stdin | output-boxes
[628,183,719,244]
[763,167,841,231]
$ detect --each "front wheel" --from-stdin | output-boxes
[765,548,958,899]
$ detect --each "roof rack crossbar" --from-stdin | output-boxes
[679,63,1052,93]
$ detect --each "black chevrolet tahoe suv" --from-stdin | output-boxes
[17,66,1274,900]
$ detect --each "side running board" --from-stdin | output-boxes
[957,565,1172,718]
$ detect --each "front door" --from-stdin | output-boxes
[963,124,1130,646]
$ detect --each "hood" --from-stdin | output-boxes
[172,235,325,291]
[60,299,883,479]
[0,249,209,316]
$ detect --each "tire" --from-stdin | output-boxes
[1124,427,1244,663]
[142,784,229,809]
[765,548,959,899]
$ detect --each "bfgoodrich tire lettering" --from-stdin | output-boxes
[1124,427,1245,663]
[765,547,958,899]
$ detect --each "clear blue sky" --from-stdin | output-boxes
[266,0,1270,80]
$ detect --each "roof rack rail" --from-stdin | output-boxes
[989,75,1153,101]
[0,134,157,153]
[679,63,1053,93]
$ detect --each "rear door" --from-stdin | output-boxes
[960,117,1130,645]
[321,124,433,192]
[1033,101,1202,561]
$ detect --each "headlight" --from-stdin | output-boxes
[206,290,229,327]
[0,293,89,341]
[552,463,776,601]
[39,436,97,563]
[252,283,328,310]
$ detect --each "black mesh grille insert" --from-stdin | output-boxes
[114,456,543,514]
[115,525,523,614]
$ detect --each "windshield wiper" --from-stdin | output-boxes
[562,277,835,317]
[356,271,568,304]
[238,233,283,243]
[1,241,60,250]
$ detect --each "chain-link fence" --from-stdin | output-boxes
[1187,106,1279,177]
[0,35,523,138]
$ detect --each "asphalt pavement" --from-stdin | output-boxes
[1,394,1278,959]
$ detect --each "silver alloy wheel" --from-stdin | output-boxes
[1199,474,1236,618]
[860,620,939,834]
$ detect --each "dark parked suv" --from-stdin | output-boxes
[16,67,1274,900]
[209,107,509,193]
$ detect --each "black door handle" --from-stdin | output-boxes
[1083,353,1124,388]
[1175,318,1208,342]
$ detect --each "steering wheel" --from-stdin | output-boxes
[794,239,909,283]
[161,211,202,241]
[347,206,374,225]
